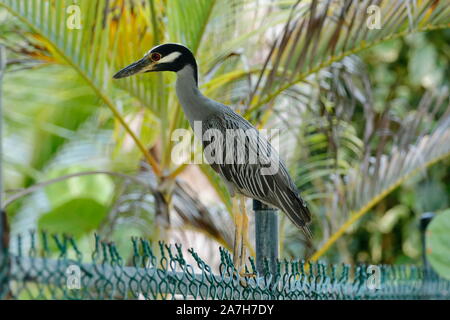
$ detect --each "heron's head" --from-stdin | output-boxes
[113,43,197,83]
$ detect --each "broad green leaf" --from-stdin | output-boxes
[45,166,114,208]
[426,209,450,280]
[38,198,108,237]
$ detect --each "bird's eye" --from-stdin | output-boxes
[150,52,161,62]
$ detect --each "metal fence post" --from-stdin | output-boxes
[0,44,10,299]
[420,212,435,272]
[253,199,278,276]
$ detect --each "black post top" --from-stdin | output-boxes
[420,212,435,232]
[253,199,275,211]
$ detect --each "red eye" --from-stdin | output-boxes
[150,52,161,61]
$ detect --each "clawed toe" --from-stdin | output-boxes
[239,272,256,278]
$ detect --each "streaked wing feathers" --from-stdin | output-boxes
[201,109,312,238]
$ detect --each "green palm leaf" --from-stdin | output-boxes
[0,0,163,175]
[311,90,450,260]
[246,0,450,117]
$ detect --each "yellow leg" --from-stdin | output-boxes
[232,196,255,285]
[239,196,248,270]
[232,197,243,271]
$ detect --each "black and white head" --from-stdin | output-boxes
[113,43,198,84]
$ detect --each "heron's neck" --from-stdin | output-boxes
[176,65,217,125]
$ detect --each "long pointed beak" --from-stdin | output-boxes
[113,57,154,79]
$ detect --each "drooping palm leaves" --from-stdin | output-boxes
[246,0,450,118]
[0,0,276,249]
[1,0,449,262]
[311,90,450,261]
[240,0,450,260]
[0,0,165,176]
[270,46,450,261]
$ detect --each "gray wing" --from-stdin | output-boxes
[201,109,312,239]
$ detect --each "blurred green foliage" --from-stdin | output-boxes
[347,30,450,265]
[0,1,449,270]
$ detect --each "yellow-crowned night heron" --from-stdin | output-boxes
[114,43,311,271]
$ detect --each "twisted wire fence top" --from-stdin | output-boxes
[1,231,449,300]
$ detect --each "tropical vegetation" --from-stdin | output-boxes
[1,0,449,269]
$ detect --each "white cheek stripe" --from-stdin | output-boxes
[158,51,182,64]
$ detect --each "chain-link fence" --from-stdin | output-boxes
[1,229,449,300]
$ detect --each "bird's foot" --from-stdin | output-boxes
[239,271,256,278]
[232,270,254,287]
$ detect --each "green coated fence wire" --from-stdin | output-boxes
[0,230,449,300]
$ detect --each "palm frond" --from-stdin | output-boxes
[246,0,450,116]
[0,0,162,175]
[311,89,450,260]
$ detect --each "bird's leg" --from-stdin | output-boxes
[232,196,254,285]
[232,197,243,272]
[240,195,256,278]
[239,195,248,269]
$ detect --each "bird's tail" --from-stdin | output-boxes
[300,225,313,242]
[279,189,313,241]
